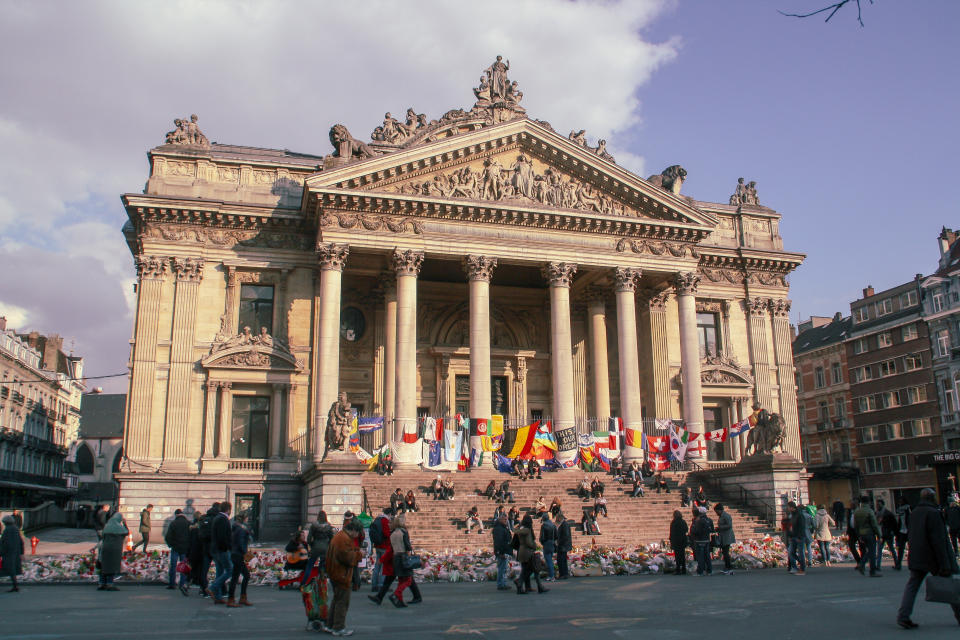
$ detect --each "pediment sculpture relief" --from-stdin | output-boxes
[699,352,752,386]
[568,130,615,163]
[203,326,302,370]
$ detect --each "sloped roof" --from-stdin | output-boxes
[793,316,852,355]
[79,394,125,438]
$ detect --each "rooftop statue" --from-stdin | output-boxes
[164,114,210,148]
[729,177,760,206]
[329,124,377,160]
[647,165,687,196]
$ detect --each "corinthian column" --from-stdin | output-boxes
[392,249,424,447]
[770,299,801,458]
[465,255,497,461]
[745,297,773,411]
[674,272,704,456]
[542,262,577,464]
[615,268,643,462]
[165,257,204,465]
[126,256,168,462]
[218,382,233,458]
[313,243,349,463]
[380,275,398,431]
[640,289,672,418]
[585,287,611,423]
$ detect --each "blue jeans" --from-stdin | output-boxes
[859,534,878,573]
[371,548,385,591]
[300,553,325,586]
[496,553,509,587]
[803,539,812,566]
[543,550,555,580]
[817,540,831,563]
[694,542,712,575]
[168,550,187,588]
[210,551,233,599]
[557,550,569,578]
[788,538,805,571]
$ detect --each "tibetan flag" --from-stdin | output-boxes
[506,421,540,459]
[625,427,643,449]
[490,415,504,438]
[493,452,513,473]
[443,430,462,462]
[427,440,441,467]
[646,434,670,454]
[729,418,750,437]
[593,430,615,449]
[687,432,706,457]
[358,417,384,434]
[704,427,728,443]
[655,418,674,431]
[535,423,559,451]
[668,424,689,461]
[649,452,671,471]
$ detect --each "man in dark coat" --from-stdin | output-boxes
[1,515,24,592]
[492,513,513,590]
[853,495,882,576]
[896,488,960,629]
[556,512,573,579]
[539,513,558,581]
[691,506,714,576]
[164,508,191,592]
[714,503,736,574]
[94,504,110,540]
[669,510,688,575]
[876,499,898,570]
[208,501,233,604]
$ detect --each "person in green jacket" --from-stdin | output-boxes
[852,495,882,576]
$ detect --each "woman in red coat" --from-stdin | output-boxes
[367,516,396,605]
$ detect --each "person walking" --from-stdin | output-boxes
[845,499,862,567]
[853,495,882,577]
[94,504,110,540]
[368,515,398,605]
[227,513,252,607]
[369,507,393,595]
[813,504,836,566]
[946,498,960,557]
[539,513,558,582]
[690,506,713,576]
[894,497,911,571]
[831,499,846,532]
[164,508,190,593]
[302,511,333,586]
[492,513,513,590]
[896,488,960,629]
[134,504,152,553]
[209,501,233,604]
[714,503,735,574]
[556,512,572,580]
[187,511,209,597]
[514,514,547,594]
[98,512,128,590]
[1,515,24,592]
[669,510,688,575]
[877,499,898,571]
[326,518,362,636]
[388,513,422,607]
[786,502,806,575]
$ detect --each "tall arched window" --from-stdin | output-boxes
[76,444,96,475]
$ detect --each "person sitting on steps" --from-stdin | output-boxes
[680,487,691,507]
[496,480,515,504]
[483,480,497,500]
[549,497,563,518]
[590,478,605,499]
[404,490,419,513]
[429,475,442,500]
[465,506,484,534]
[594,493,608,518]
[654,472,670,494]
[527,458,542,479]
[581,509,601,535]
[577,477,591,501]
[631,475,645,498]
[534,496,547,516]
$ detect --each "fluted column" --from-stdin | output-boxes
[585,287,611,423]
[270,383,286,459]
[382,277,398,435]
[770,299,801,458]
[542,262,577,463]
[675,272,705,456]
[126,256,168,462]
[392,249,424,446]
[165,257,204,464]
[641,289,672,419]
[313,243,349,462]
[745,297,773,411]
[615,268,644,462]
[286,384,298,458]
[218,382,233,459]
[465,255,497,463]
[223,266,238,335]
[202,381,218,460]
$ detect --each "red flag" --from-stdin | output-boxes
[402,430,419,444]
[475,418,488,436]
[687,432,706,456]
[435,418,443,442]
[649,453,670,470]
[704,427,728,442]
[625,428,643,448]
[646,435,670,454]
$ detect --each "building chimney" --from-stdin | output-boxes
[939,227,957,258]
[834,312,842,322]
[863,285,875,298]
[0,316,5,331]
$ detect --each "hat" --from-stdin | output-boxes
[698,506,707,514]
[343,510,355,519]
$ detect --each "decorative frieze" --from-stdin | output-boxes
[142,224,312,251]
[672,272,701,296]
[319,212,423,235]
[317,243,350,272]
[616,238,700,258]
[699,267,747,285]
[171,257,204,282]
[613,267,641,292]
[390,249,424,276]
[541,262,577,288]
[463,255,498,282]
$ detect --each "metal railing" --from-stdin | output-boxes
[686,458,775,526]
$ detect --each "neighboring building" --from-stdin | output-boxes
[847,282,940,506]
[918,227,960,499]
[0,318,84,508]
[116,59,805,539]
[75,392,125,511]
[793,313,859,507]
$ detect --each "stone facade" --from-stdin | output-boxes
[117,59,805,537]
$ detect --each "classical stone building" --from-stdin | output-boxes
[117,60,804,537]
[75,392,125,511]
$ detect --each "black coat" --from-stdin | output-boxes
[492,521,512,555]
[164,515,190,555]
[907,500,953,575]
[210,512,232,553]
[557,519,573,552]
[946,504,960,532]
[670,517,688,549]
[1,526,23,577]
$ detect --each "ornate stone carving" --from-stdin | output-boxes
[135,255,169,280]
[615,238,700,258]
[744,297,770,316]
[472,55,526,124]
[770,298,792,319]
[323,391,352,455]
[371,108,428,144]
[171,257,204,282]
[318,212,423,235]
[329,124,377,160]
[164,114,210,148]
[218,351,272,367]
[141,224,312,251]
[390,249,424,276]
[647,165,687,195]
[394,154,627,216]
[613,267,641,292]
[568,130,616,163]
[746,271,788,287]
[700,353,753,386]
[516,356,527,383]
[640,289,670,312]
[729,177,760,206]
[696,300,723,313]
[541,262,577,288]
[463,255,498,282]
[672,272,701,296]
[699,267,747,285]
[317,243,350,272]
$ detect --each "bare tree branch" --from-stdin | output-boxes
[779,0,873,27]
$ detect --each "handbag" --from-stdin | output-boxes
[925,575,960,605]
[176,559,191,575]
[401,553,422,571]
[532,552,546,573]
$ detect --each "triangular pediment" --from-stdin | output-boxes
[304,119,718,231]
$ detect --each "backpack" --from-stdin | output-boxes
[198,514,213,543]
[369,516,385,546]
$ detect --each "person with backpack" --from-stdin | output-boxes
[209,501,233,604]
[369,507,393,594]
[853,495,882,577]
[785,502,806,575]
[690,506,714,576]
[164,508,190,593]
[192,504,218,597]
[539,513,558,582]
[813,504,836,566]
[556,512,572,580]
[876,499,898,571]
[301,511,334,586]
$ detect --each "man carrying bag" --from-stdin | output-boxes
[896,488,960,629]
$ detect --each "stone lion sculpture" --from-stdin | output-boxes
[745,412,786,456]
[647,165,687,195]
[329,124,376,160]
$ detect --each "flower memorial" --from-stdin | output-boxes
[19,536,865,584]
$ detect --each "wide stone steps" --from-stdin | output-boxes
[362,470,772,551]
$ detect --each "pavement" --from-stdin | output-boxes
[1,563,957,639]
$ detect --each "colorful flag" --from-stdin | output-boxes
[506,421,540,459]
[422,417,437,441]
[655,418,675,431]
[704,427,728,442]
[443,430,462,462]
[490,415,504,438]
[648,452,671,471]
[594,448,611,472]
[578,433,596,449]
[535,423,559,451]
[493,452,514,473]
[357,417,384,434]
[728,419,750,437]
[625,427,643,449]
[687,432,706,457]
[593,430,615,449]
[474,418,488,436]
[668,424,689,461]
[646,434,670,454]
[427,441,441,467]
[402,429,419,444]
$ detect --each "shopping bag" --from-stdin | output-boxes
[176,560,191,575]
[925,575,960,605]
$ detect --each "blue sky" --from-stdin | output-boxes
[0,0,957,391]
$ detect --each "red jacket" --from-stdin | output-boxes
[374,516,391,551]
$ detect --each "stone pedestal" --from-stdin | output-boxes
[693,453,808,525]
[303,452,366,527]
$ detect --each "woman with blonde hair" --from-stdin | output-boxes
[389,513,422,607]
[813,504,836,566]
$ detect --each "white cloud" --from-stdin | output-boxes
[0,301,30,330]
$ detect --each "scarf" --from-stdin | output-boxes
[103,513,128,536]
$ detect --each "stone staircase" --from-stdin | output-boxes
[362,469,772,552]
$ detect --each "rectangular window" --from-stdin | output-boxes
[853,307,869,323]
[877,332,893,348]
[889,455,909,472]
[831,362,842,384]
[903,354,922,371]
[933,292,945,313]
[853,338,868,354]
[856,397,868,413]
[696,312,721,358]
[238,284,274,335]
[937,329,951,356]
[835,397,845,418]
[230,395,271,459]
[915,418,932,436]
[814,366,825,389]
[818,401,830,423]
[875,298,893,317]
[878,359,896,377]
[864,457,883,474]
[839,437,851,462]
[901,324,918,341]
[942,378,956,412]
[900,291,918,308]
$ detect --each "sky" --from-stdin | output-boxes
[0,0,957,393]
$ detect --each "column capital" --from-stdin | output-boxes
[205,381,219,391]
[672,271,700,296]
[541,262,577,288]
[135,255,169,281]
[463,255,498,282]
[744,296,770,316]
[219,381,232,391]
[769,298,792,319]
[390,248,424,276]
[376,271,397,294]
[614,267,642,292]
[171,257,204,282]
[639,288,670,312]
[317,243,349,271]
